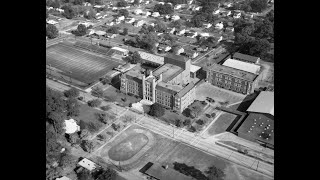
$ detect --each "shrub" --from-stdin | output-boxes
[103,95,116,102]
[196,119,204,125]
[106,131,114,137]
[149,103,165,117]
[78,96,84,101]
[100,105,111,111]
[183,119,191,126]
[87,122,100,133]
[87,99,102,107]
[188,126,196,133]
[95,112,107,123]
[91,87,104,98]
[64,87,80,98]
[97,134,106,141]
[173,162,208,180]
[111,123,120,131]
[211,113,216,118]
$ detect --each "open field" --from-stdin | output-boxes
[92,125,272,180]
[46,42,123,86]
[207,112,238,135]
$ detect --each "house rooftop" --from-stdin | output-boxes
[78,158,97,171]
[222,58,261,74]
[233,52,260,63]
[207,63,258,81]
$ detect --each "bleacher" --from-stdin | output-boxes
[73,41,110,55]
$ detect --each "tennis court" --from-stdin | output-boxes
[46,42,124,85]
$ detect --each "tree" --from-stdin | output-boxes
[130,51,143,64]
[118,9,129,17]
[81,140,94,152]
[91,86,104,98]
[250,0,268,13]
[62,5,76,19]
[153,4,174,15]
[154,20,167,32]
[87,99,102,107]
[117,0,128,7]
[183,119,191,126]
[46,24,59,39]
[107,27,120,34]
[51,0,60,8]
[59,153,76,168]
[100,105,111,111]
[79,129,89,139]
[188,126,196,132]
[67,132,80,144]
[168,19,183,29]
[46,8,49,19]
[190,15,204,28]
[248,38,271,57]
[206,165,225,180]
[73,0,84,5]
[64,87,80,98]
[65,97,80,117]
[121,115,135,123]
[78,169,95,180]
[97,134,106,141]
[96,168,118,180]
[123,28,128,36]
[84,7,97,19]
[76,24,87,36]
[196,119,204,125]
[149,103,165,117]
[175,119,182,127]
[100,77,111,85]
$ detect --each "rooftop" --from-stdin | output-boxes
[237,112,274,146]
[153,64,183,83]
[207,63,258,81]
[138,51,164,65]
[165,53,188,63]
[111,47,128,53]
[78,158,97,171]
[190,64,201,73]
[64,119,80,134]
[124,64,145,80]
[247,91,274,116]
[233,52,260,63]
[144,163,194,180]
[176,81,196,98]
[222,59,261,74]
[55,176,71,180]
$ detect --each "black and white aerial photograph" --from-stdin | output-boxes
[46,0,274,179]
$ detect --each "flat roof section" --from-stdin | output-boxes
[236,113,274,146]
[138,51,164,65]
[247,91,274,116]
[190,64,201,73]
[153,64,182,83]
[144,163,194,180]
[124,64,145,80]
[223,59,261,74]
[233,52,259,63]
[208,63,257,81]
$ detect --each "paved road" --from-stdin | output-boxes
[46,78,273,178]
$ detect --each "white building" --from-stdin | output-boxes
[118,16,125,21]
[64,119,80,134]
[171,15,180,21]
[152,12,160,17]
[222,59,261,74]
[203,23,212,28]
[134,20,145,27]
[47,20,58,25]
[78,158,98,171]
[158,2,165,5]
[134,9,143,15]
[200,32,210,37]
[145,11,151,16]
[176,29,186,36]
[174,4,182,10]
[126,18,135,23]
[215,22,224,30]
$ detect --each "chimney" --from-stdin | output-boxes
[149,70,153,77]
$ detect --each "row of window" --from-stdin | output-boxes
[214,73,249,85]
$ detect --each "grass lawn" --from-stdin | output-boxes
[160,109,187,125]
[207,112,237,135]
[103,86,140,107]
[76,104,105,123]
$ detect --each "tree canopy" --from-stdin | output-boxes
[76,24,87,36]
[153,4,174,15]
[64,87,80,98]
[123,51,143,64]
[117,0,128,7]
[118,9,129,17]
[62,5,76,19]
[149,103,165,117]
[46,24,59,39]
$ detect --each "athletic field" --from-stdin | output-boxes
[46,42,124,86]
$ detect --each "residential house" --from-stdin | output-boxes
[56,8,64,13]
[188,0,194,5]
[168,27,176,34]
[176,28,186,36]
[167,2,173,6]
[244,13,254,19]
[203,23,212,28]
[78,158,98,172]
[158,2,165,5]
[213,33,223,42]
[158,44,172,52]
[106,33,117,38]
[222,10,231,16]
[152,12,160,17]
[224,2,233,7]
[134,9,143,15]
[213,9,221,15]
[226,27,234,32]
[134,20,145,27]
[145,1,150,4]
[215,22,224,30]
[233,12,241,19]
[64,119,80,134]
[47,20,58,25]
[126,17,135,23]
[184,49,199,58]
[199,32,210,37]
[174,4,182,10]
[145,11,151,16]
[107,21,114,26]
[112,7,118,10]
[174,46,184,55]
[171,15,180,21]
[197,46,208,52]
[117,16,125,21]
[187,31,198,38]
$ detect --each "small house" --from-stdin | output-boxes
[134,20,145,27]
[203,23,212,28]
[78,158,98,172]
[106,33,117,38]
[174,4,182,10]
[134,9,143,15]
[171,15,180,21]
[184,49,199,58]
[215,22,224,30]
[158,44,171,52]
[233,12,241,19]
[152,12,160,17]
[176,28,186,36]
[174,47,184,55]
